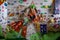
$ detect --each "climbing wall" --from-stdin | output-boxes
[7,0,53,13]
[1,0,58,40]
[0,1,7,31]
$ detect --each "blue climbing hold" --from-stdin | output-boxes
[14,1,17,3]
[7,21,10,23]
[4,3,7,6]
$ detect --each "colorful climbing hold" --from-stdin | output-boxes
[2,10,4,12]
[4,3,7,6]
[30,1,36,9]
[41,5,51,8]
[7,21,10,23]
[19,0,23,4]
[2,6,4,9]
[48,5,51,8]
[30,4,36,9]
[45,5,48,8]
[41,5,45,8]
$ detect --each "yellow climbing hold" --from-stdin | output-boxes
[45,5,48,8]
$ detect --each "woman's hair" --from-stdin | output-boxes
[28,7,37,13]
[34,8,37,13]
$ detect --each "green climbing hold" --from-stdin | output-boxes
[41,12,46,14]
[41,5,45,8]
[48,6,51,8]
[19,0,23,4]
[41,5,51,8]
[30,4,36,9]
